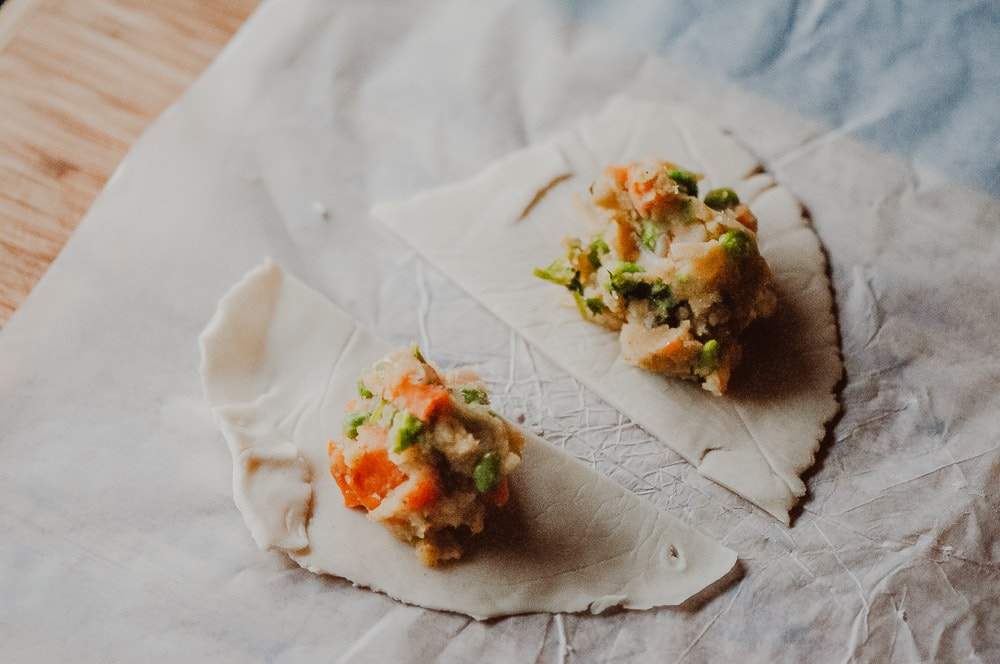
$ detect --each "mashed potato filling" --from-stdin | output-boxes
[535,160,777,395]
[328,345,523,566]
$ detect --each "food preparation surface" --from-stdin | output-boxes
[2,0,998,660]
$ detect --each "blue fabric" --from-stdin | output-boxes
[552,0,1000,193]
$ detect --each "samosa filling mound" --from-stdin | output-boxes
[535,160,777,395]
[328,345,523,566]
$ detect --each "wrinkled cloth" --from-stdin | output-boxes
[551,0,1000,194]
[1,0,998,661]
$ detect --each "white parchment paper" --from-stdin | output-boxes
[1,0,998,661]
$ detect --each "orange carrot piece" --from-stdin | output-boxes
[403,472,441,511]
[388,375,451,422]
[632,178,654,195]
[659,336,685,357]
[488,476,510,507]
[352,449,407,511]
[328,445,364,509]
[606,165,629,188]
[734,204,758,232]
[328,441,407,511]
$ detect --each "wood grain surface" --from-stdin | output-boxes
[0,0,260,327]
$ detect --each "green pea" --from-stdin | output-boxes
[719,229,751,260]
[391,410,423,453]
[342,410,370,440]
[641,220,662,251]
[534,260,583,294]
[648,280,676,326]
[699,339,719,372]
[704,188,740,210]
[587,234,610,269]
[357,379,373,399]
[667,169,699,197]
[585,297,608,314]
[607,262,644,297]
[614,261,643,274]
[461,387,489,405]
[473,452,502,494]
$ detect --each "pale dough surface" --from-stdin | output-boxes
[373,98,842,523]
[199,259,737,619]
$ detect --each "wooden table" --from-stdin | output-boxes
[0,0,260,327]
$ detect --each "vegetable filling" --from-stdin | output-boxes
[535,160,777,395]
[328,345,524,566]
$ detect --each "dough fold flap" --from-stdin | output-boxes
[372,98,842,524]
[199,259,737,619]
[214,404,312,553]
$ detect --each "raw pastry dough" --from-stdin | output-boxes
[372,99,842,523]
[199,259,737,619]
